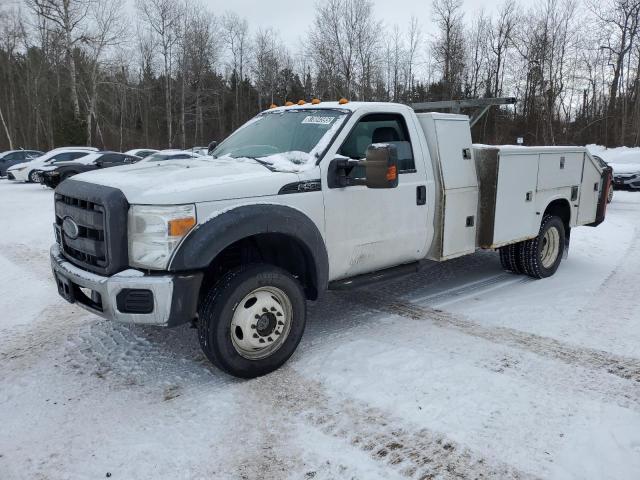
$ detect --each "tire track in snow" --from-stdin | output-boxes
[351,292,640,384]
[242,368,537,480]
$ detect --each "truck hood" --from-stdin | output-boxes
[71,157,300,204]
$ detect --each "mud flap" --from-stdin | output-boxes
[563,228,571,259]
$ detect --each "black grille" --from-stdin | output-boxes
[55,193,107,269]
[54,180,129,275]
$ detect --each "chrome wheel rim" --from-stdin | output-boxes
[540,226,560,269]
[230,286,292,360]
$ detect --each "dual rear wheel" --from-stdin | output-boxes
[499,215,566,279]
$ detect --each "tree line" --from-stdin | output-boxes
[0,0,639,152]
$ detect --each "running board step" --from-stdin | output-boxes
[329,262,421,290]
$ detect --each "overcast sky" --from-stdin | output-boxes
[199,0,505,47]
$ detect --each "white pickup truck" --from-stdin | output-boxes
[50,101,610,378]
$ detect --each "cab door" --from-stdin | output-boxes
[321,110,429,281]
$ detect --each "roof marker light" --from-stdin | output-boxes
[269,103,278,109]
[338,98,349,105]
[311,98,321,105]
[297,100,306,105]
[285,101,294,106]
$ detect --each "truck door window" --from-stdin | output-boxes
[338,113,415,176]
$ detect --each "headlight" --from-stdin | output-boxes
[128,204,197,269]
[11,166,27,172]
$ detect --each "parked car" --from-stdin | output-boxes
[0,149,43,177]
[138,149,201,162]
[7,147,97,182]
[124,148,159,159]
[611,163,640,191]
[38,151,142,188]
[187,146,209,156]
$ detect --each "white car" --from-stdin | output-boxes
[137,149,202,163]
[124,148,159,159]
[7,147,97,182]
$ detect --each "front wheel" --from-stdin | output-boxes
[28,170,38,183]
[519,215,565,279]
[197,264,307,378]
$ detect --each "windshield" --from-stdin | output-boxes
[211,109,348,171]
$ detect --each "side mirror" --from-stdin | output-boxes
[364,144,398,189]
[328,144,399,189]
[207,141,218,155]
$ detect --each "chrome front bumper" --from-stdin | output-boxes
[50,244,202,326]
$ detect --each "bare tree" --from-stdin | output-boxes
[222,11,249,129]
[431,0,466,99]
[136,0,182,147]
[309,0,378,99]
[26,0,91,119]
[81,0,128,146]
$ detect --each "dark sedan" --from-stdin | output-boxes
[38,151,141,188]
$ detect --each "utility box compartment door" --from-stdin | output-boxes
[493,153,539,245]
[434,119,477,189]
[441,187,478,259]
[578,155,600,224]
[537,152,582,191]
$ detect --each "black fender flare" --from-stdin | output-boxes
[169,204,329,298]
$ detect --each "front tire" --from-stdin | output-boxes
[197,264,307,378]
[28,170,38,183]
[519,215,565,279]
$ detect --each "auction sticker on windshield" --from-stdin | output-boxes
[302,116,335,125]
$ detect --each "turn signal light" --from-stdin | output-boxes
[168,217,196,237]
[338,98,349,105]
[297,100,306,105]
[285,101,294,106]
[386,165,398,181]
[311,98,321,104]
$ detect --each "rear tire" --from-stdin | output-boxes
[499,244,523,274]
[519,215,565,279]
[197,264,307,378]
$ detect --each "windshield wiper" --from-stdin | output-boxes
[246,156,275,171]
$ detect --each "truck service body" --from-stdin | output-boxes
[50,101,610,377]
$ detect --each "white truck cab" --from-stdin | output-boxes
[49,101,610,378]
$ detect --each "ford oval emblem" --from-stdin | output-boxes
[62,216,80,239]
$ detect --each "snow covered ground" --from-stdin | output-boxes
[1,180,639,480]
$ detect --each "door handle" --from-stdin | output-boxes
[416,185,426,205]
